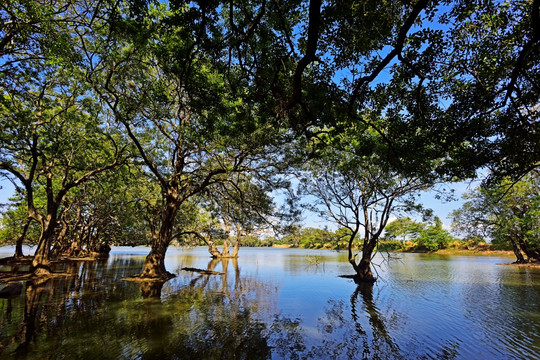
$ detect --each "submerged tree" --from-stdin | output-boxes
[300,128,430,282]
[51,165,152,257]
[80,1,295,279]
[1,0,538,282]
[202,173,283,258]
[0,59,125,274]
[0,1,130,274]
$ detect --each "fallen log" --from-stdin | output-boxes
[181,267,223,275]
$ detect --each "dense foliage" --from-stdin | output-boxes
[1,0,538,278]
[451,172,540,262]
[380,217,459,252]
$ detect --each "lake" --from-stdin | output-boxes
[1,246,539,359]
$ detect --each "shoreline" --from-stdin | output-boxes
[270,244,517,257]
[412,249,515,257]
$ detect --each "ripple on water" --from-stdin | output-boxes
[377,254,540,359]
[1,248,539,360]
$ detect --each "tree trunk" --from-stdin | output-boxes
[510,237,527,263]
[54,217,69,254]
[348,236,359,273]
[528,249,540,262]
[14,219,31,258]
[139,200,178,280]
[355,256,376,283]
[206,237,224,258]
[517,237,539,262]
[353,238,377,283]
[231,236,241,258]
[87,227,102,255]
[222,240,230,257]
[31,216,57,275]
[140,243,173,279]
[230,226,242,258]
[66,234,83,257]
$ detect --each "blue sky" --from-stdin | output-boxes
[0,179,15,207]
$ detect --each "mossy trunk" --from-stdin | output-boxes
[140,245,173,279]
[139,200,178,280]
[31,217,57,276]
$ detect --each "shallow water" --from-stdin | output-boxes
[0,246,539,359]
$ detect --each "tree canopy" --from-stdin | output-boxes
[1,0,538,278]
[451,171,540,263]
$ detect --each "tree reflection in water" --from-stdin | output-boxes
[0,258,129,358]
[0,256,464,359]
[0,257,277,359]
[268,283,402,360]
[0,277,49,357]
[140,281,165,299]
[270,282,461,360]
[135,257,272,359]
[350,283,401,359]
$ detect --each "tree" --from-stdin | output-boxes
[451,171,540,263]
[415,217,455,251]
[81,1,295,279]
[2,0,537,280]
[0,62,125,274]
[279,227,337,249]
[384,217,455,251]
[383,217,425,242]
[202,174,277,258]
[300,130,431,282]
[0,199,40,256]
[51,164,153,257]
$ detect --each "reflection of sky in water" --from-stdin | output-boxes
[0,246,539,359]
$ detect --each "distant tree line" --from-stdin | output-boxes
[451,171,540,263]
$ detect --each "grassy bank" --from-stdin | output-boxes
[271,241,516,257]
[376,239,514,254]
[433,248,514,257]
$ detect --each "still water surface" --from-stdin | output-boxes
[0,246,539,359]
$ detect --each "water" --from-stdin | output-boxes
[0,246,539,359]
